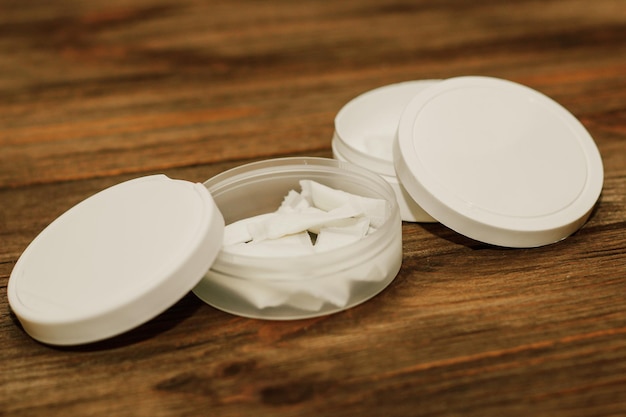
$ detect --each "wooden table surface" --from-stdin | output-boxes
[2,1,626,416]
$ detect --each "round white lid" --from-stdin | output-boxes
[8,175,224,345]
[394,76,604,247]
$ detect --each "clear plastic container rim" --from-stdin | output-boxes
[202,157,402,280]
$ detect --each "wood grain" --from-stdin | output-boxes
[1,0,625,416]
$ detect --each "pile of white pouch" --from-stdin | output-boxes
[209,180,392,311]
[223,180,387,256]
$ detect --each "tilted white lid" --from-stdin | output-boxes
[8,175,224,345]
[394,76,604,247]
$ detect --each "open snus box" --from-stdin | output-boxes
[8,159,402,345]
[8,76,603,346]
[333,76,603,245]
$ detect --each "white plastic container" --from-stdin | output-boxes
[8,157,402,345]
[334,76,603,248]
[332,80,439,222]
[193,157,403,320]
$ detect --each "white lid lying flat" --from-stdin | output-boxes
[8,175,224,345]
[394,76,604,247]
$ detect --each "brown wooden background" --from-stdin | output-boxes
[1,1,625,416]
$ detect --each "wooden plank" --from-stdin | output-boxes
[1,1,625,416]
